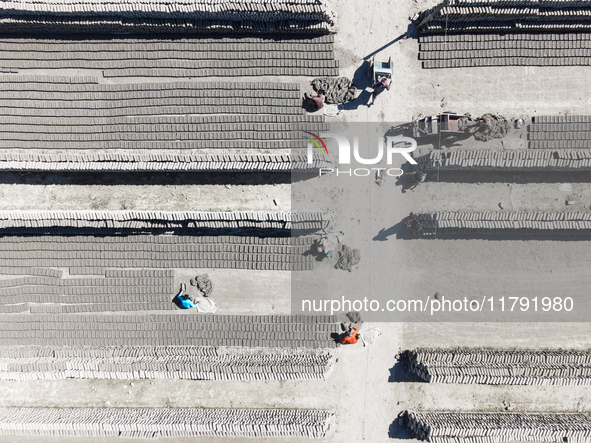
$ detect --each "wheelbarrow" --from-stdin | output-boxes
[368,55,392,83]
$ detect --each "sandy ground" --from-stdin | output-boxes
[2,0,591,442]
[0,182,290,212]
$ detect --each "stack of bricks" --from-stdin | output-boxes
[0,234,318,292]
[408,348,591,385]
[419,0,591,34]
[529,115,591,149]
[0,78,327,158]
[0,77,329,172]
[418,0,591,68]
[403,411,591,443]
[0,0,334,34]
[414,211,591,236]
[0,407,334,438]
[0,37,338,77]
[0,210,328,233]
[420,33,591,68]
[0,313,339,348]
[0,269,175,314]
[414,149,591,171]
[0,151,324,173]
[0,346,335,381]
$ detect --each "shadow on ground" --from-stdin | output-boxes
[0,171,291,186]
[410,232,591,241]
[420,170,591,184]
[394,174,419,193]
[388,421,414,439]
[373,221,408,241]
[363,22,419,60]
[388,351,424,383]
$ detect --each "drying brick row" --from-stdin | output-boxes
[408,348,591,386]
[419,0,591,33]
[0,313,339,348]
[416,149,591,171]
[0,407,334,439]
[0,345,334,381]
[414,211,591,236]
[0,0,334,35]
[402,411,591,443]
[0,210,328,231]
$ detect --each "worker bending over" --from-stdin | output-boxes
[175,283,198,309]
[341,326,360,345]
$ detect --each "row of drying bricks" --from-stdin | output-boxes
[0,407,332,439]
[0,140,307,150]
[0,7,328,20]
[0,0,330,13]
[416,211,591,221]
[0,160,307,172]
[0,275,173,288]
[0,59,339,69]
[422,151,591,169]
[0,42,335,54]
[422,57,591,68]
[0,260,315,272]
[405,412,591,440]
[0,152,307,163]
[0,335,338,350]
[419,32,591,43]
[0,235,314,245]
[0,320,336,332]
[420,40,591,51]
[0,354,332,379]
[420,48,591,59]
[0,219,306,229]
[0,34,334,47]
[0,50,336,61]
[6,303,175,314]
[0,210,321,222]
[0,98,304,110]
[101,67,341,78]
[0,131,303,142]
[409,349,591,364]
[422,6,591,20]
[0,124,327,136]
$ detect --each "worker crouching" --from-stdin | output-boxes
[341,326,360,345]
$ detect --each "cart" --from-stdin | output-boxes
[412,112,465,138]
[368,55,392,83]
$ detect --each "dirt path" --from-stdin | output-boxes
[0,183,290,212]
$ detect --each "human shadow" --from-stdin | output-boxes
[352,59,372,90]
[388,421,414,439]
[373,220,406,241]
[340,90,372,111]
[172,295,185,310]
[395,173,419,193]
[330,332,342,344]
[303,243,330,262]
[388,351,424,383]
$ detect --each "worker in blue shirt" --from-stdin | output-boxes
[175,283,198,309]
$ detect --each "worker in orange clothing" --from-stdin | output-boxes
[341,326,360,345]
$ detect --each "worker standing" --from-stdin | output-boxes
[404,170,427,191]
[368,77,390,107]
